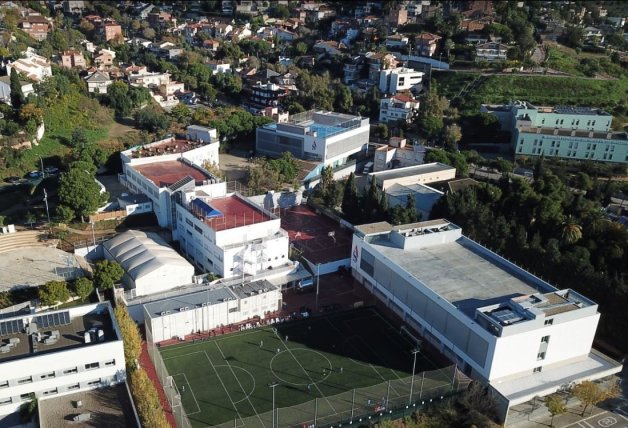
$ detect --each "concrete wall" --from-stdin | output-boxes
[248,190,303,211]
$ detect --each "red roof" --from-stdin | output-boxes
[134,160,211,188]
[200,195,272,232]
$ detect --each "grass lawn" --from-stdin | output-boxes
[159,308,453,428]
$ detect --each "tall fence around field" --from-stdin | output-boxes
[146,324,193,428]
[212,365,467,428]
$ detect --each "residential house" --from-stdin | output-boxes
[102,22,122,42]
[207,60,231,75]
[150,42,184,60]
[388,6,408,27]
[214,23,233,39]
[465,33,489,44]
[607,17,626,28]
[313,40,347,57]
[60,50,86,69]
[385,34,409,50]
[461,0,494,20]
[366,51,398,82]
[62,0,85,15]
[94,50,114,67]
[6,53,52,82]
[475,41,508,62]
[460,18,491,32]
[84,70,112,94]
[379,93,420,124]
[248,82,288,109]
[373,138,427,172]
[148,11,176,29]
[0,75,35,107]
[275,28,297,42]
[19,15,52,41]
[259,106,289,123]
[583,27,604,44]
[379,67,424,95]
[416,33,442,57]
[202,39,221,51]
[343,55,364,85]
[230,26,253,42]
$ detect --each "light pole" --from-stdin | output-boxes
[90,221,96,247]
[408,347,421,405]
[39,156,44,177]
[316,263,321,312]
[268,380,279,428]
[43,188,51,234]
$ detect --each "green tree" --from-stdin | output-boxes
[404,193,419,223]
[375,123,389,140]
[341,173,360,223]
[106,81,133,117]
[58,166,107,222]
[70,127,89,149]
[93,259,124,290]
[10,68,25,109]
[441,124,462,151]
[294,41,308,56]
[73,277,94,302]
[545,395,567,427]
[268,152,299,182]
[334,83,353,113]
[55,205,75,223]
[38,280,70,307]
[25,212,36,229]
[134,107,171,133]
[562,26,585,48]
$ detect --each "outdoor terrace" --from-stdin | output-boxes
[133,160,212,187]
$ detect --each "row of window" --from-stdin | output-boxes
[0,360,114,389]
[0,379,102,405]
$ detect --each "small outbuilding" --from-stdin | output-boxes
[102,230,194,297]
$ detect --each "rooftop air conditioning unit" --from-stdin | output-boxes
[160,311,166,316]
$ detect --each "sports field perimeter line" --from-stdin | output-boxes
[160,329,266,354]
[173,372,202,415]
[203,350,245,426]
[272,329,339,415]
[214,341,267,428]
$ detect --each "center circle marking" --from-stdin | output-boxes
[270,348,333,386]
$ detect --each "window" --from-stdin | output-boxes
[40,372,55,380]
[104,359,116,367]
[541,335,550,343]
[593,144,597,150]
[228,307,238,313]
[85,362,100,370]
[544,319,553,326]
[0,397,11,405]
[63,367,78,375]
[537,352,546,360]
[587,143,591,150]
[569,142,573,149]
[533,366,543,373]
[42,388,58,396]
[87,379,101,386]
[0,381,7,389]
[67,383,80,391]
[20,394,32,401]
[17,376,32,385]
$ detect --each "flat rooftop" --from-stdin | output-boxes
[128,138,206,159]
[519,127,628,140]
[0,310,116,363]
[192,195,274,232]
[369,235,545,316]
[133,160,211,188]
[143,280,277,320]
[370,162,455,182]
[39,383,138,428]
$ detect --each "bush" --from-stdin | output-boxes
[38,280,70,307]
[128,367,170,428]
[114,302,141,365]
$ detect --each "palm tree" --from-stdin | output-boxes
[586,209,609,235]
[562,216,583,244]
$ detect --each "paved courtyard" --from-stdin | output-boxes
[0,247,81,291]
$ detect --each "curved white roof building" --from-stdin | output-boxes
[103,230,194,297]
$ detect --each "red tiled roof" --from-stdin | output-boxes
[200,195,272,231]
[134,160,211,188]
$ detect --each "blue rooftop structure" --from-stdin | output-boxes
[191,198,222,219]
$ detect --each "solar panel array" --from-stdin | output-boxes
[0,320,22,336]
[491,309,524,326]
[35,311,70,329]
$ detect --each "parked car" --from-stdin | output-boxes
[44,166,59,175]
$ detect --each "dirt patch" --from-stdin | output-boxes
[107,119,138,139]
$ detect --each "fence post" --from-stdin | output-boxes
[419,371,425,399]
[386,380,391,410]
[314,397,318,426]
[350,388,356,421]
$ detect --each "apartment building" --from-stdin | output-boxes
[475,42,508,62]
[351,220,622,423]
[0,303,125,421]
[6,53,52,82]
[415,33,442,57]
[19,15,52,41]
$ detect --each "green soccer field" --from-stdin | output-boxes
[160,308,454,428]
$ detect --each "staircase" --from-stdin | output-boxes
[0,231,59,254]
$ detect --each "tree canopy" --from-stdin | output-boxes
[38,280,70,307]
[93,259,124,290]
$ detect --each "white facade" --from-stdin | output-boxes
[6,52,52,83]
[120,136,224,228]
[379,67,424,95]
[350,220,621,423]
[0,303,125,419]
[144,280,282,343]
[369,162,456,190]
[379,96,420,123]
[0,76,34,106]
[175,193,290,278]
[475,42,509,62]
[103,230,195,297]
[186,125,218,144]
